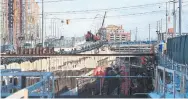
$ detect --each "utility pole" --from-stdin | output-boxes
[159,21,161,33]
[179,0,182,36]
[42,0,44,47]
[149,24,151,42]
[173,0,176,37]
[161,19,162,33]
[130,30,131,41]
[156,21,159,41]
[166,2,168,42]
[135,27,137,41]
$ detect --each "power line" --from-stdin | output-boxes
[45,2,167,14]
[45,10,165,20]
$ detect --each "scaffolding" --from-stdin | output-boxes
[150,53,188,98]
[1,69,55,98]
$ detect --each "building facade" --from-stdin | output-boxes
[103,25,131,42]
[0,2,2,44]
[1,0,40,48]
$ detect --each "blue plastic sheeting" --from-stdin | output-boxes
[0,69,21,73]
[175,75,180,89]
[159,44,163,52]
[1,71,52,77]
[148,93,161,98]
[150,83,188,98]
[61,87,78,96]
[149,92,183,98]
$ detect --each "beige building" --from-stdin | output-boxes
[101,25,131,42]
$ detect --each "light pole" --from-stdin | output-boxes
[165,2,168,42]
[172,0,177,37]
[42,0,44,47]
[50,17,64,38]
[179,0,182,36]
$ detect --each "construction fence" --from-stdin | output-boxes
[167,35,188,64]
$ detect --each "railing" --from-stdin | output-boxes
[106,41,157,45]
[151,52,188,98]
[157,53,188,77]
[1,69,54,98]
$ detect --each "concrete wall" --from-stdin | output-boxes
[6,48,115,72]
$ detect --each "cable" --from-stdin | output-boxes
[37,0,75,3]
[44,10,165,20]
[45,2,166,14]
[0,2,166,16]
[0,1,165,13]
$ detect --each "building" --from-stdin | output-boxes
[1,0,40,48]
[1,0,9,45]
[104,25,131,42]
[0,2,2,44]
[25,0,40,41]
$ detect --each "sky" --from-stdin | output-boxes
[36,0,188,41]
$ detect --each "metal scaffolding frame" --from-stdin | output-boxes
[154,53,188,98]
[1,69,55,98]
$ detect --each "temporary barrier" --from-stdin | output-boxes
[167,35,188,64]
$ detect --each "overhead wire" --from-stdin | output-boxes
[37,0,75,3]
[45,2,166,14]
[0,2,166,16]
[44,10,165,21]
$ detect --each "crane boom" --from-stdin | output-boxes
[101,11,107,28]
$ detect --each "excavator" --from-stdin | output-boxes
[85,12,107,42]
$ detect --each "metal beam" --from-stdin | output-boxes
[1,53,154,57]
[54,76,152,78]
[1,72,52,76]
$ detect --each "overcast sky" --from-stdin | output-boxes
[37,0,188,41]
